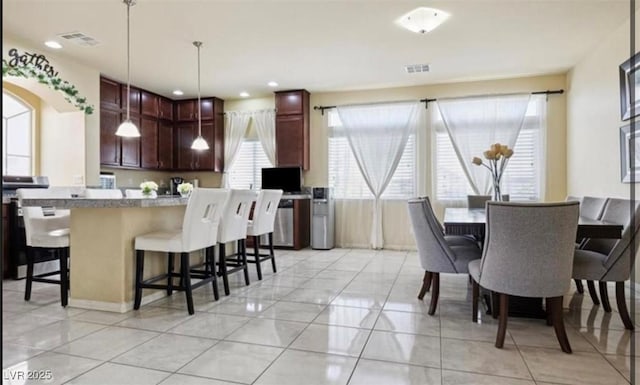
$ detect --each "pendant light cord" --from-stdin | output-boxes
[197,42,202,136]
[126,0,131,122]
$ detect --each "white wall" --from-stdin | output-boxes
[40,104,85,186]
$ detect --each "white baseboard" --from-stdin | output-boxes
[68,291,166,313]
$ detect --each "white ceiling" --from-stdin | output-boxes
[2,0,634,101]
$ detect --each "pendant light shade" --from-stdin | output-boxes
[116,0,140,138]
[191,41,209,150]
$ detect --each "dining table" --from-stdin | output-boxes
[442,207,624,319]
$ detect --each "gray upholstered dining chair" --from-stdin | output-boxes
[468,201,580,353]
[572,198,640,330]
[407,197,482,315]
[467,194,510,209]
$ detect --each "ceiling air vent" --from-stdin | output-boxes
[57,31,101,47]
[404,64,430,74]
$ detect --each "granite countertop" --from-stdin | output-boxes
[281,193,312,199]
[20,196,188,208]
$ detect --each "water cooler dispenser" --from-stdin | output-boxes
[311,187,334,250]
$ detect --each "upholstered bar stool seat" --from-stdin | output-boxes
[133,188,229,315]
[246,189,283,280]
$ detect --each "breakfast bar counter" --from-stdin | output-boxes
[20,197,190,312]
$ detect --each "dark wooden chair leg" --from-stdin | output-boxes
[206,246,219,300]
[59,248,68,307]
[254,236,263,280]
[491,292,500,319]
[616,282,634,330]
[574,279,584,294]
[219,243,230,295]
[547,296,572,353]
[599,282,612,312]
[269,232,277,273]
[587,280,600,305]
[428,273,440,315]
[241,239,250,286]
[472,280,479,322]
[180,252,194,315]
[24,247,34,301]
[418,271,432,300]
[495,293,509,349]
[134,249,144,310]
[167,252,174,296]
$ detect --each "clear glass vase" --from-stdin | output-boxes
[492,176,502,202]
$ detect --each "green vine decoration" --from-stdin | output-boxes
[2,59,94,115]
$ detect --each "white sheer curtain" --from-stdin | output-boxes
[252,109,277,166]
[337,101,419,249]
[436,94,531,195]
[222,111,251,188]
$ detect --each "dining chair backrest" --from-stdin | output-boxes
[249,189,283,236]
[17,188,71,247]
[218,189,258,244]
[582,198,640,280]
[181,188,230,252]
[125,189,143,198]
[85,188,123,199]
[467,194,510,209]
[407,197,459,273]
[478,201,579,298]
[580,196,608,220]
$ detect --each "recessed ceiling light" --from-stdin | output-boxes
[240,92,250,98]
[44,41,62,49]
[172,90,184,96]
[267,81,278,87]
[397,7,450,34]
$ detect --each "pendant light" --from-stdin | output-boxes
[115,0,140,137]
[191,41,209,150]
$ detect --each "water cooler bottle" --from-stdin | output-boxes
[311,187,335,249]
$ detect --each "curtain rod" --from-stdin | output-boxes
[313,89,564,115]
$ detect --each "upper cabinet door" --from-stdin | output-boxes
[100,77,121,110]
[275,90,309,115]
[275,115,305,167]
[175,100,196,121]
[158,97,173,120]
[140,116,159,168]
[200,98,214,120]
[141,91,159,117]
[158,121,173,170]
[100,109,121,166]
[121,116,141,167]
[121,86,141,116]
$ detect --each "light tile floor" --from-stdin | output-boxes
[2,248,638,384]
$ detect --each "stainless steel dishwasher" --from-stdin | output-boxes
[265,198,294,247]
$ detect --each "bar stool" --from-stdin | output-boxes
[85,188,123,198]
[17,188,72,307]
[133,188,229,315]
[216,189,258,295]
[246,189,283,280]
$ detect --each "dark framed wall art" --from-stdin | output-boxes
[619,52,640,120]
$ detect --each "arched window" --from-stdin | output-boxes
[2,92,33,176]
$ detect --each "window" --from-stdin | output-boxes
[327,110,416,199]
[434,97,545,201]
[227,140,272,189]
[2,92,33,176]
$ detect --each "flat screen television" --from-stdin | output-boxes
[261,167,302,193]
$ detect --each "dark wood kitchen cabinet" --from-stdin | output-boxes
[140,116,159,168]
[159,97,173,120]
[99,108,121,166]
[158,121,173,170]
[100,78,121,110]
[275,90,310,170]
[121,86,141,116]
[141,91,159,117]
[121,116,141,167]
[175,100,197,122]
[174,121,222,171]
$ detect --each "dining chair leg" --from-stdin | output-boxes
[599,282,612,312]
[59,248,68,307]
[547,296,572,353]
[241,239,250,286]
[491,292,500,319]
[167,252,174,296]
[495,293,509,349]
[428,273,440,315]
[134,250,144,310]
[418,271,432,300]
[616,281,634,330]
[574,279,584,294]
[206,246,219,300]
[586,280,600,305]
[180,252,194,315]
[219,243,230,296]
[472,280,479,322]
[24,247,34,301]
[253,236,263,280]
[268,232,277,273]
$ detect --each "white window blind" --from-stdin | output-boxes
[434,97,545,202]
[3,92,32,176]
[328,110,416,199]
[228,140,272,189]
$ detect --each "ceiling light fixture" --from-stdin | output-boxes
[267,81,278,87]
[44,41,62,49]
[115,0,140,137]
[191,41,209,151]
[172,90,184,96]
[397,7,450,34]
[240,92,250,98]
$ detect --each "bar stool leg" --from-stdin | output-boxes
[180,252,194,315]
[167,253,174,296]
[268,232,277,273]
[254,236,263,280]
[206,246,219,300]
[219,243,230,296]
[24,247,34,301]
[241,239,250,286]
[134,250,144,310]
[59,248,68,307]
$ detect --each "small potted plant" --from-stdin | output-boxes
[140,181,159,198]
[177,182,194,198]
